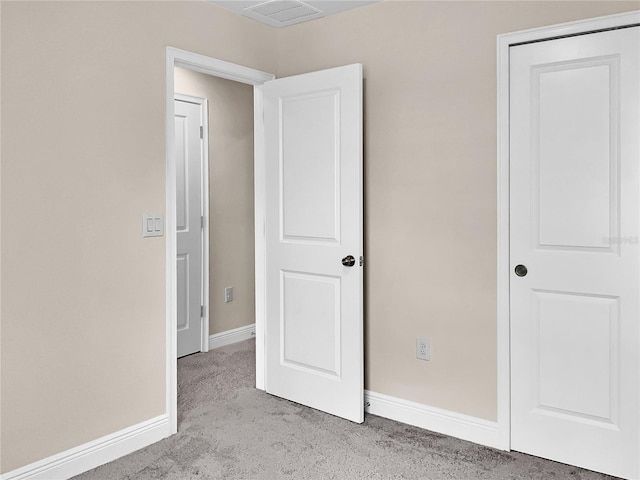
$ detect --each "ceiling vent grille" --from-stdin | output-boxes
[207,0,381,28]
[246,0,321,24]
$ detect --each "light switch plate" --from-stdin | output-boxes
[143,213,164,237]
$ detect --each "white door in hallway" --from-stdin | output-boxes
[510,27,639,479]
[175,97,205,358]
[263,64,364,422]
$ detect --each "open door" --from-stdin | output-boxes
[263,64,364,423]
[175,96,205,358]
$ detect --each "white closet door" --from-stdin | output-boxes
[510,27,639,479]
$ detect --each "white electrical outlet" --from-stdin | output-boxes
[225,287,233,303]
[416,337,430,361]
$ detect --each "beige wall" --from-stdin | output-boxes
[0,1,275,473]
[277,0,639,420]
[174,68,255,335]
[2,0,639,475]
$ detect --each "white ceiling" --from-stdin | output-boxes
[207,0,381,28]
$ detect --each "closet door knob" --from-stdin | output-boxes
[514,264,528,277]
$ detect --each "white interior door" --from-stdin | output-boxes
[175,97,204,358]
[263,64,364,423]
[510,27,639,479]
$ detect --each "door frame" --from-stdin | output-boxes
[166,47,275,434]
[174,93,210,356]
[496,10,640,452]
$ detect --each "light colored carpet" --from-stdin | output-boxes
[74,340,616,479]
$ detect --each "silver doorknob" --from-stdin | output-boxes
[342,255,356,267]
[514,264,528,277]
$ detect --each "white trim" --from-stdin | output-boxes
[496,16,512,453]
[498,10,639,47]
[165,49,178,436]
[0,415,170,480]
[166,47,275,435]
[208,323,256,350]
[171,47,274,86]
[365,391,503,450]
[253,85,266,391]
[496,10,640,453]
[201,96,210,354]
[173,93,210,355]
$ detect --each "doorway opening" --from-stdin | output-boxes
[165,47,275,433]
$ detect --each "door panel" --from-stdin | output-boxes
[281,90,340,242]
[175,115,189,232]
[175,98,204,358]
[264,64,363,423]
[176,254,190,331]
[534,58,616,250]
[282,271,341,376]
[533,290,618,421]
[510,27,639,479]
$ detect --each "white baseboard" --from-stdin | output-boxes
[1,415,171,480]
[365,390,505,450]
[208,323,255,350]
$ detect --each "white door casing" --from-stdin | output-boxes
[263,64,364,423]
[509,26,639,479]
[175,97,206,358]
[166,47,275,434]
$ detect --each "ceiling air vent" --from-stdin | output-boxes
[247,0,321,25]
[207,0,381,29]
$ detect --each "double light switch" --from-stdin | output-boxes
[143,213,164,237]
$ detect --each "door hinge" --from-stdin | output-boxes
[360,256,364,267]
[200,305,206,318]
[200,126,204,139]
[201,216,206,229]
